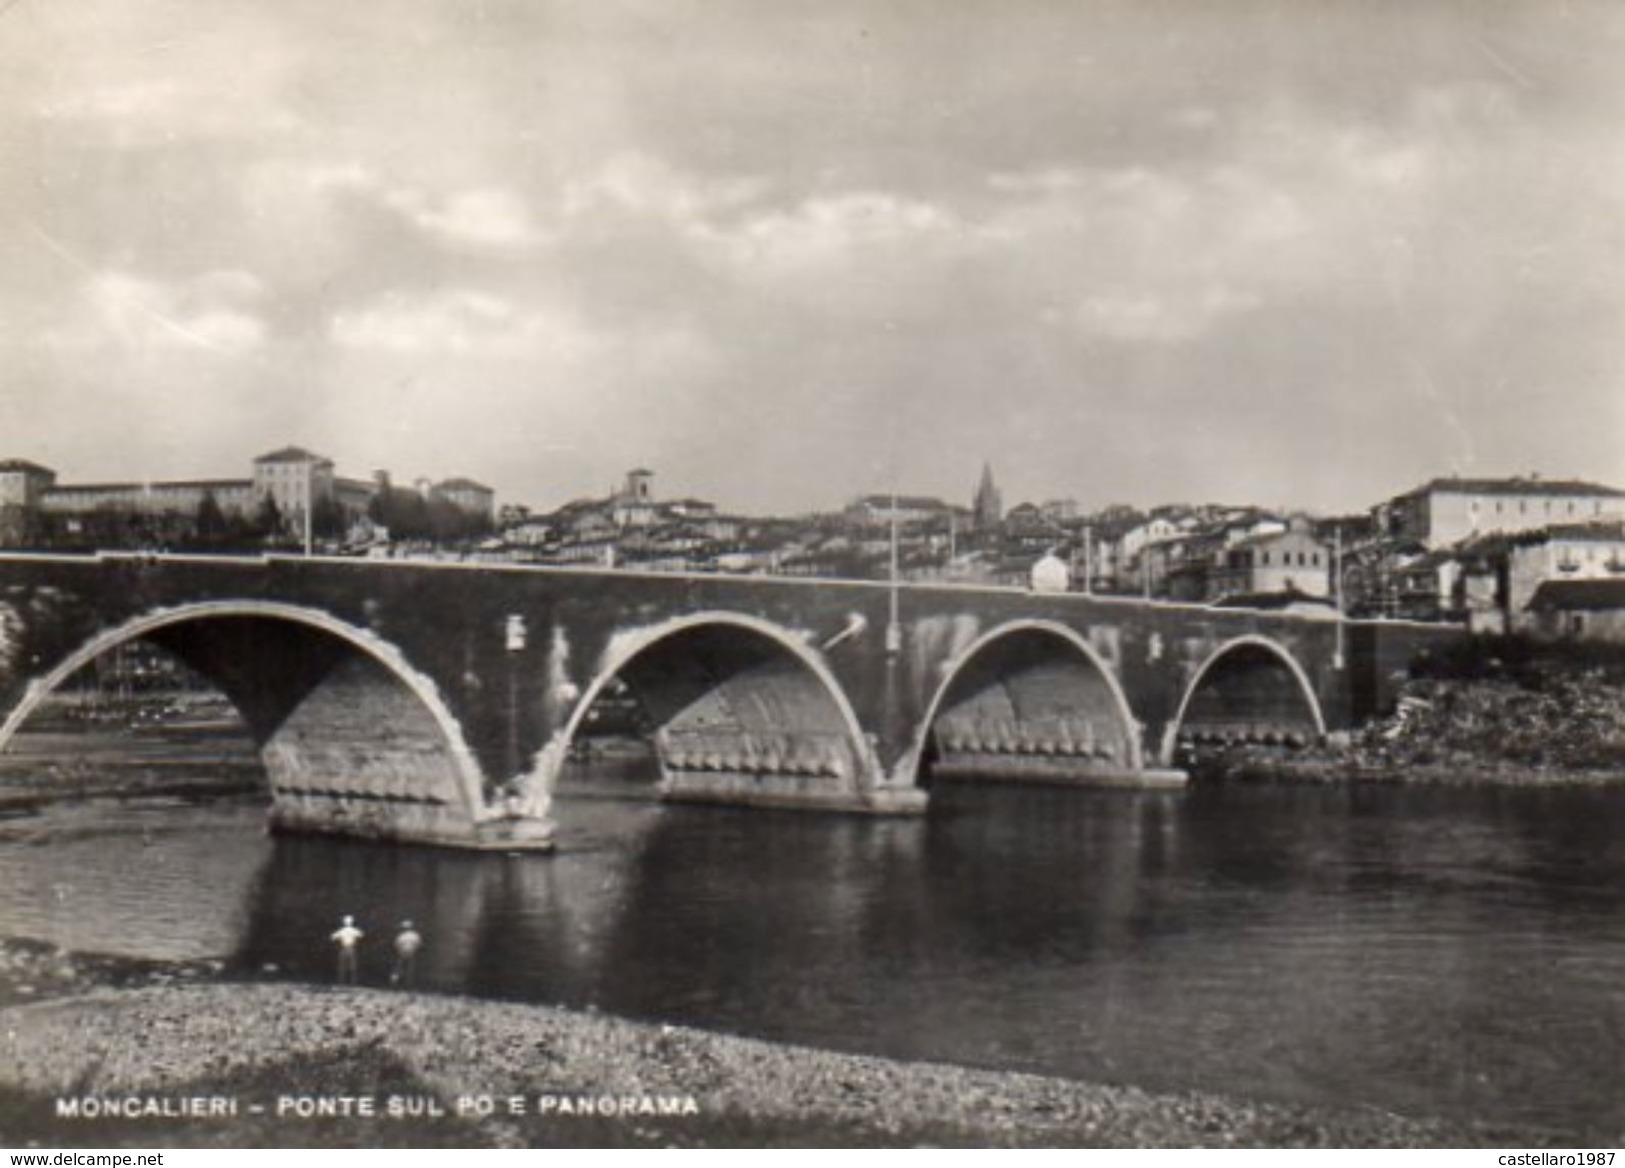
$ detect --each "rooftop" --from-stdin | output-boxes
[849,494,954,512]
[1454,521,1625,557]
[1525,520,1625,544]
[46,478,252,494]
[1088,515,1146,540]
[0,459,54,476]
[1229,527,1324,550]
[1211,588,1336,612]
[1403,476,1625,500]
[1527,578,1625,613]
[254,446,331,466]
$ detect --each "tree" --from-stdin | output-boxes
[375,487,430,539]
[0,505,30,548]
[194,490,228,546]
[312,494,347,538]
[497,502,531,528]
[367,472,392,525]
[253,493,283,540]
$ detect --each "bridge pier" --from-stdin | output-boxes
[658,770,928,814]
[263,798,554,850]
[654,725,925,813]
[220,621,557,851]
[927,755,1188,789]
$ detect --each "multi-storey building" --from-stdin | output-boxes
[0,447,387,540]
[0,460,57,509]
[1505,521,1625,632]
[1207,529,1331,601]
[430,477,496,524]
[845,494,960,527]
[39,479,257,518]
[252,446,337,522]
[1376,476,1625,551]
[1526,579,1625,643]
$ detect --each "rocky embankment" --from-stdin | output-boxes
[1214,667,1625,786]
[0,977,1554,1149]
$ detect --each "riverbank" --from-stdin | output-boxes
[0,724,262,814]
[1208,665,1625,787]
[0,970,1558,1148]
[0,937,212,1009]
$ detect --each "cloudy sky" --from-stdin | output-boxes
[2,0,1622,516]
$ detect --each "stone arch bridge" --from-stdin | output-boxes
[0,553,1456,850]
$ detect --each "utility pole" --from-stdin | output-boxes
[884,418,903,657]
[505,615,526,780]
[1332,526,1345,670]
[886,488,901,655]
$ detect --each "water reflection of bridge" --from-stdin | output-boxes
[0,553,1455,849]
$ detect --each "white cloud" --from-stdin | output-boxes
[1060,286,1263,344]
[306,166,547,248]
[329,289,601,358]
[382,186,548,248]
[28,8,302,148]
[47,269,269,352]
[969,102,1461,344]
[37,78,189,125]
[305,163,376,195]
[559,152,767,225]
[1170,106,1220,131]
[718,192,959,274]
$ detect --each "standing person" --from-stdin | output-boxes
[391,920,422,988]
[331,915,363,984]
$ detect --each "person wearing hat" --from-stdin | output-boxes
[331,915,363,984]
[391,920,422,987]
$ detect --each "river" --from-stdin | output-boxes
[1,767,1622,1136]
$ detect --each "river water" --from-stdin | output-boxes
[1,771,1623,1136]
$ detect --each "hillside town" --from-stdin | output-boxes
[1,448,1622,643]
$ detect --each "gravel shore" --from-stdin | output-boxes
[0,980,1556,1149]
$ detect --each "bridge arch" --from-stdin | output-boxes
[1161,634,1326,765]
[552,611,880,806]
[0,600,486,820]
[907,619,1143,784]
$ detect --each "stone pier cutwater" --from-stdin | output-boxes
[926,714,1188,788]
[652,726,925,813]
